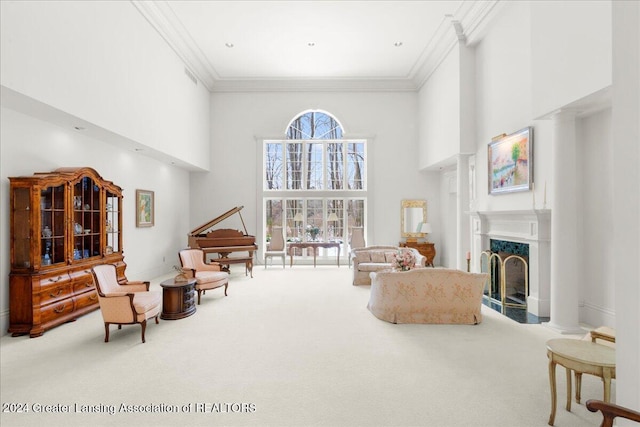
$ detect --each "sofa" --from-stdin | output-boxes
[351,245,426,286]
[367,268,488,324]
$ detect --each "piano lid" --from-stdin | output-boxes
[189,206,247,236]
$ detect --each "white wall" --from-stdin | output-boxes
[421,0,617,327]
[471,1,616,328]
[417,47,461,170]
[0,106,191,335]
[472,0,542,213]
[0,0,210,170]
[577,109,615,327]
[531,0,612,118]
[191,90,439,259]
[611,0,640,412]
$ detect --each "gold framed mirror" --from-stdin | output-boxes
[401,200,427,240]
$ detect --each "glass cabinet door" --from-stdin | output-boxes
[72,177,101,261]
[40,184,66,266]
[11,187,32,269]
[105,191,121,254]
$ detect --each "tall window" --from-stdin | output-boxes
[263,110,367,262]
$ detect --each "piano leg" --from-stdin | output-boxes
[246,259,253,278]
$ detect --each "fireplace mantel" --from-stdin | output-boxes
[472,209,551,218]
[469,209,551,221]
[470,209,551,317]
[470,209,551,243]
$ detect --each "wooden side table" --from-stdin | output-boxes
[399,241,436,267]
[546,338,616,426]
[160,278,197,320]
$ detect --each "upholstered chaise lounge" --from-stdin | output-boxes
[351,245,426,285]
[367,268,488,324]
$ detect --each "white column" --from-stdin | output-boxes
[456,154,471,270]
[545,110,583,333]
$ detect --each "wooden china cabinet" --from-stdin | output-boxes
[8,167,126,337]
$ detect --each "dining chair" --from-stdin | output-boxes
[349,227,366,268]
[264,226,286,268]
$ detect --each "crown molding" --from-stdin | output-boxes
[463,0,503,46]
[131,0,217,91]
[412,0,500,89]
[133,0,498,94]
[209,78,417,93]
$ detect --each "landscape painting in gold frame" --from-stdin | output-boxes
[488,127,533,195]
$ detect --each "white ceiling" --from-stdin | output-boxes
[134,1,498,91]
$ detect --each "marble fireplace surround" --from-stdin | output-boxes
[470,210,551,317]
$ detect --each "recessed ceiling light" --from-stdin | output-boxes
[307,42,315,47]
[225,43,234,48]
[394,42,403,47]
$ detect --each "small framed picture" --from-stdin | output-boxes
[136,189,154,227]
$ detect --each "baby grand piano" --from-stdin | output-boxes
[188,206,258,277]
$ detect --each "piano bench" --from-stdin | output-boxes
[212,257,254,278]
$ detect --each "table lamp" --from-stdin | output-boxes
[419,222,432,240]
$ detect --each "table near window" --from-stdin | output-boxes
[287,241,341,267]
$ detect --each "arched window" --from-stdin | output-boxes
[262,110,367,265]
[286,110,344,140]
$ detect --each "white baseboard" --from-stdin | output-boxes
[580,301,616,328]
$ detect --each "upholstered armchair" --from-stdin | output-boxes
[179,248,229,304]
[587,399,640,427]
[91,264,161,343]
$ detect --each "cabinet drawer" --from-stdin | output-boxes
[40,299,75,325]
[75,290,99,311]
[38,273,71,289]
[184,287,194,302]
[72,278,96,295]
[37,283,73,306]
[69,269,95,293]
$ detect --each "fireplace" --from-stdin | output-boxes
[481,240,529,310]
[470,210,550,318]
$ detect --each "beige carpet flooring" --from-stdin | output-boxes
[1,266,609,427]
